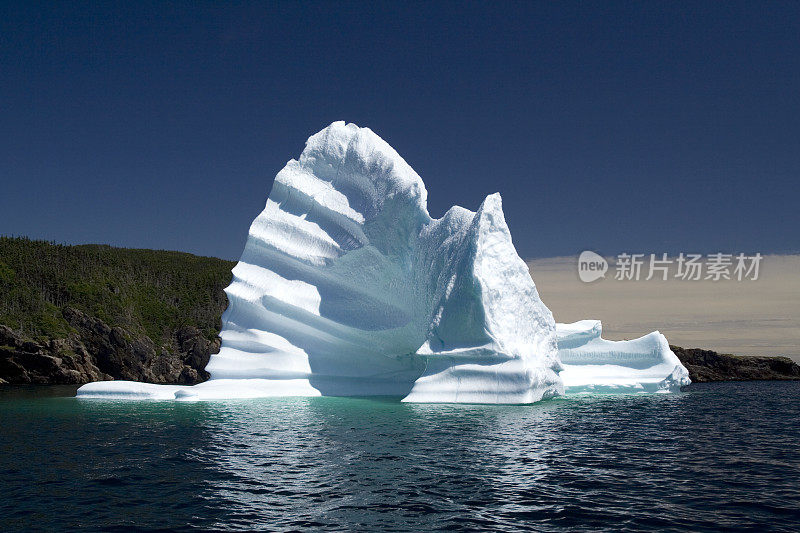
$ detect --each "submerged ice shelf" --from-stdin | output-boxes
[77,122,689,403]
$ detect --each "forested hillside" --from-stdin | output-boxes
[0,237,234,344]
[0,237,234,384]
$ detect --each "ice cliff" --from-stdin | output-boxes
[77,122,689,402]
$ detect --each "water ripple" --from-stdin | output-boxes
[1,382,799,531]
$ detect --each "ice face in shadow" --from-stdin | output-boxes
[77,121,689,403]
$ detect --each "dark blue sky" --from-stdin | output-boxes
[2,1,798,260]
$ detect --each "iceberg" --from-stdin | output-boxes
[77,122,689,403]
[556,320,690,393]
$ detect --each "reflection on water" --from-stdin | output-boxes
[1,383,799,531]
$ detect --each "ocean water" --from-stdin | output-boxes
[1,382,799,532]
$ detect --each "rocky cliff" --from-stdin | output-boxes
[672,346,800,382]
[0,308,219,385]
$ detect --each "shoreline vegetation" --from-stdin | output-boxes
[1,237,797,386]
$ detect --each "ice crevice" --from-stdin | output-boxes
[77,122,690,403]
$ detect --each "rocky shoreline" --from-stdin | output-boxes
[0,307,218,386]
[671,346,800,383]
[2,313,798,385]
